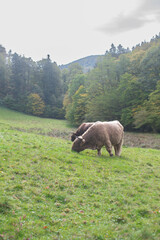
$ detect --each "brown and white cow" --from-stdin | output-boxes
[71,122,93,141]
[72,121,124,156]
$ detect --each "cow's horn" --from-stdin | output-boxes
[78,136,85,143]
[78,136,83,140]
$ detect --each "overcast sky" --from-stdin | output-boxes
[1,0,160,65]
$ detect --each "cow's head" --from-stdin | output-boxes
[72,136,86,153]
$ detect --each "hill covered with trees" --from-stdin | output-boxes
[0,33,160,132]
[63,34,160,132]
[60,55,101,73]
[0,51,64,119]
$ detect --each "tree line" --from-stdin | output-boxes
[0,50,64,118]
[0,34,160,132]
[63,34,160,133]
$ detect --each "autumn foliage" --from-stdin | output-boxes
[26,93,45,116]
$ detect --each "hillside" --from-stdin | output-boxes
[0,107,160,239]
[59,55,102,72]
[64,36,160,131]
[0,107,159,149]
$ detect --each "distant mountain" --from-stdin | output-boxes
[59,55,102,72]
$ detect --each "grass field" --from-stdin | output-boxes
[0,107,160,240]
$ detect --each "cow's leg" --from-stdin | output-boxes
[114,138,123,156]
[97,148,101,156]
[114,145,118,156]
[105,142,113,157]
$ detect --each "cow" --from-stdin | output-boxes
[72,120,124,157]
[71,122,94,142]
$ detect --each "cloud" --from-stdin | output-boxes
[99,13,153,34]
[98,0,160,34]
[139,0,160,13]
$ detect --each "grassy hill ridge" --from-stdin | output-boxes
[0,107,160,239]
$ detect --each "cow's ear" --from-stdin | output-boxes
[71,133,77,142]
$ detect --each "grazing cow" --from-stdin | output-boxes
[71,122,93,142]
[72,121,124,156]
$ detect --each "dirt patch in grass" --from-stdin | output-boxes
[124,132,160,149]
[40,130,160,150]
[12,127,160,150]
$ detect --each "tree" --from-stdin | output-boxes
[105,44,130,57]
[140,44,160,93]
[63,70,86,122]
[117,73,146,129]
[68,74,86,99]
[26,93,45,116]
[9,53,39,111]
[109,43,117,57]
[134,81,160,132]
[11,53,26,98]
[37,55,63,118]
[117,44,125,55]
[40,56,62,105]
[0,46,8,99]
[65,85,87,126]
[116,55,130,81]
[61,63,83,95]
[85,56,121,122]
[64,73,85,115]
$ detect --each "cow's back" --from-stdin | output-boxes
[83,121,123,146]
[102,121,123,145]
[76,122,93,135]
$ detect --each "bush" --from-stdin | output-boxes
[26,93,45,116]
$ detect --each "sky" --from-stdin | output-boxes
[0,0,160,65]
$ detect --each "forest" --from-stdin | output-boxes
[0,34,160,132]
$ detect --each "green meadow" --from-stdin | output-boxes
[0,107,160,240]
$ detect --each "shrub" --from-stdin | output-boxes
[26,93,45,116]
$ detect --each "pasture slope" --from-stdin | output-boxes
[0,107,160,240]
